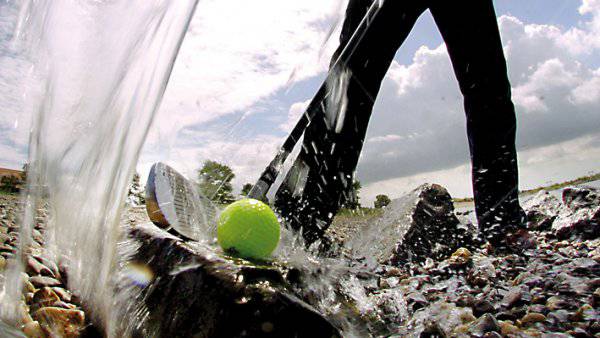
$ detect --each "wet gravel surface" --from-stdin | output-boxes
[2,185,599,337]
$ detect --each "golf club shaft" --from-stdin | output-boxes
[249,0,386,201]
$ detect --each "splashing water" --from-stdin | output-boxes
[0,0,197,335]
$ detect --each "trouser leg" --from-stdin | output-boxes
[429,0,526,244]
[276,0,426,243]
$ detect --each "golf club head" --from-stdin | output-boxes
[145,162,217,241]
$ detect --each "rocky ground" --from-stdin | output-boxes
[0,195,88,337]
[325,185,600,337]
[0,183,598,337]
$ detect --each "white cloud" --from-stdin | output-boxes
[279,99,310,132]
[148,0,345,144]
[367,134,404,143]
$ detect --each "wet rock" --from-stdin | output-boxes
[552,187,600,239]
[51,287,72,303]
[468,313,500,337]
[546,296,569,311]
[31,287,60,310]
[448,247,472,267]
[520,312,546,325]
[399,301,475,337]
[29,276,61,288]
[524,191,562,231]
[593,288,600,307]
[547,310,571,326]
[406,291,428,312]
[563,186,600,209]
[499,320,520,336]
[501,286,530,309]
[472,299,495,317]
[125,222,342,337]
[354,184,478,265]
[31,255,60,279]
[26,257,53,277]
[570,304,594,322]
[22,320,46,338]
[468,254,497,287]
[32,307,85,338]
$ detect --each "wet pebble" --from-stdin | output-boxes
[29,276,61,288]
[546,296,569,311]
[22,320,45,338]
[468,313,500,337]
[520,312,546,326]
[472,299,495,317]
[32,307,85,338]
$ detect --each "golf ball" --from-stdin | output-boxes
[217,198,280,259]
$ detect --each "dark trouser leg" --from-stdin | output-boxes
[430,0,526,245]
[276,0,426,243]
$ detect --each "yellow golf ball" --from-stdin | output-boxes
[217,198,280,259]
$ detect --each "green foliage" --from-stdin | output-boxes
[241,183,253,197]
[0,175,20,194]
[336,206,383,217]
[374,194,391,208]
[198,160,236,205]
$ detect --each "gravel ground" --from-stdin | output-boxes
[1,185,599,337]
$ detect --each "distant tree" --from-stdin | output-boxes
[198,160,235,204]
[344,179,362,210]
[127,172,145,205]
[21,163,28,185]
[1,175,20,193]
[374,194,391,209]
[241,183,253,197]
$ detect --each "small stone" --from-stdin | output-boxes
[32,307,85,338]
[501,287,525,309]
[384,267,405,277]
[499,320,520,336]
[468,313,500,337]
[52,287,72,303]
[29,276,61,288]
[547,310,571,325]
[52,300,77,310]
[27,257,53,277]
[23,279,37,292]
[472,299,495,317]
[570,304,594,322]
[519,312,546,325]
[448,247,472,266]
[593,288,600,307]
[546,296,568,311]
[22,320,46,338]
[527,304,547,315]
[32,287,60,308]
[16,301,33,325]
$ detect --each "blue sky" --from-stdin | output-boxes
[1,0,600,205]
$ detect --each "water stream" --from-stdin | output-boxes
[0,0,198,335]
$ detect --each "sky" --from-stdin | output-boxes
[1,0,600,206]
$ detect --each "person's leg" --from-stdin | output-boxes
[429,0,526,246]
[276,0,427,244]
